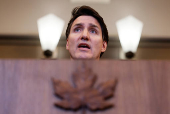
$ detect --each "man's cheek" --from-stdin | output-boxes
[69,42,76,51]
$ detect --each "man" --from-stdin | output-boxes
[66,6,109,60]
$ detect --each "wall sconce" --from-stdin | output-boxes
[116,15,143,59]
[37,14,65,58]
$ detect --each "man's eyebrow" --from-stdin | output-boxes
[72,23,100,29]
[89,23,99,29]
[73,23,84,27]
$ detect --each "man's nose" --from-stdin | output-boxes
[81,29,89,41]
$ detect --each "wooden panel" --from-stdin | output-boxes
[0,60,170,114]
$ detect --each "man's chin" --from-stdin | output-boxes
[72,54,93,60]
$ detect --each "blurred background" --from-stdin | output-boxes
[0,0,170,59]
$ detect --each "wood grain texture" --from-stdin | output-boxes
[0,60,170,114]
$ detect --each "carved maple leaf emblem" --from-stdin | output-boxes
[52,65,117,113]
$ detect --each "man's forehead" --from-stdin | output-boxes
[73,23,99,28]
[72,15,101,28]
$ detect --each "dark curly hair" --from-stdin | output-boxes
[66,5,109,57]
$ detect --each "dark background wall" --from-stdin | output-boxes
[0,36,170,60]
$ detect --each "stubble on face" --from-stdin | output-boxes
[66,16,107,60]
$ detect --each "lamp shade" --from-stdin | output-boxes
[116,15,143,53]
[37,14,65,52]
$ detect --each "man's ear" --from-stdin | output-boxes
[101,41,107,52]
[66,39,69,50]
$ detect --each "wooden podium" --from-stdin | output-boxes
[0,60,170,114]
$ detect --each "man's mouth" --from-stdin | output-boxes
[78,43,90,49]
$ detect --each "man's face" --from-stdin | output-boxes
[66,16,107,59]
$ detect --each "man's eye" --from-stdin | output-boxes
[74,28,81,32]
[90,30,97,34]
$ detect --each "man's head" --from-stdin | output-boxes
[66,6,109,59]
